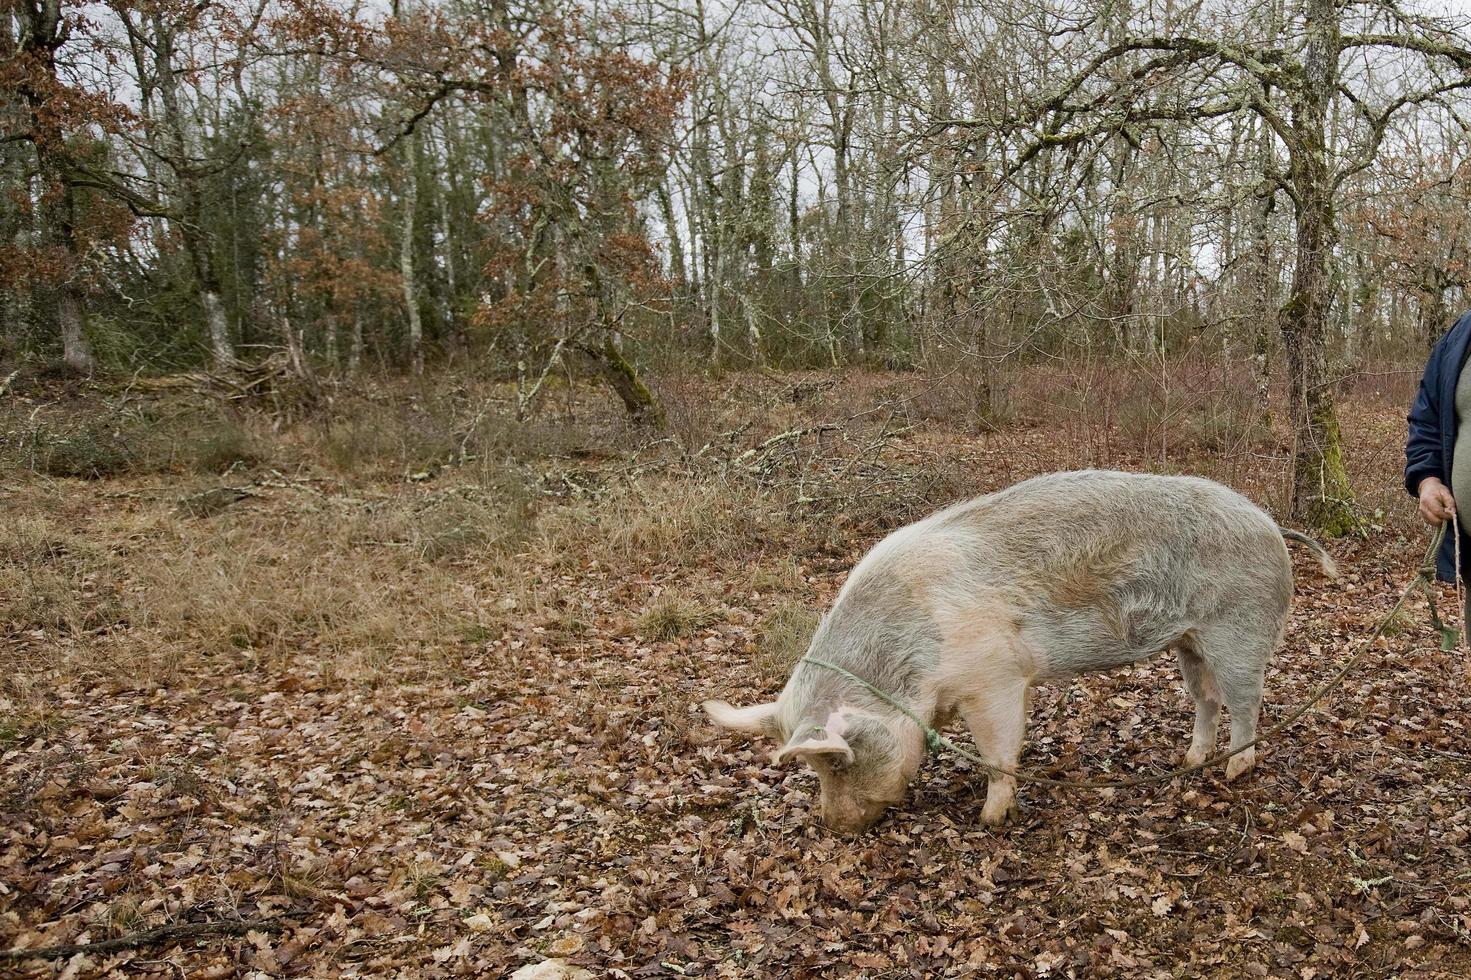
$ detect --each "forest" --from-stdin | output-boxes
[6,0,1471,976]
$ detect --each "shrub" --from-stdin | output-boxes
[29,419,140,478]
[320,407,457,476]
[8,408,269,479]
[183,418,262,473]
[907,358,1014,433]
[636,595,716,641]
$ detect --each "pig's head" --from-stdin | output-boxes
[705,561,941,831]
[703,697,926,833]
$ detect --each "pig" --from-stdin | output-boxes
[703,470,1336,832]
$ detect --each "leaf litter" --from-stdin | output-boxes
[3,392,1471,977]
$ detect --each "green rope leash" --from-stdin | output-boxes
[800,523,1449,792]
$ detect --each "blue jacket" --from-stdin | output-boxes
[1406,309,1471,582]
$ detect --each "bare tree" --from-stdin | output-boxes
[10,0,96,372]
[113,1,254,368]
[921,0,1471,534]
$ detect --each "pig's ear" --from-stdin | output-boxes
[772,727,854,767]
[703,700,779,737]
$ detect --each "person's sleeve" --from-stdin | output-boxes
[1406,350,1444,497]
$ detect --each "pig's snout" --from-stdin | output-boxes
[821,797,891,834]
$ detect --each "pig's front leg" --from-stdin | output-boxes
[959,680,1029,827]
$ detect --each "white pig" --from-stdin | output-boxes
[704,470,1336,831]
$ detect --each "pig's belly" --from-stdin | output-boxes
[1022,605,1191,681]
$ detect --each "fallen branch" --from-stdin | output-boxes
[1424,746,1471,763]
[737,424,842,463]
[0,918,282,962]
[174,485,263,518]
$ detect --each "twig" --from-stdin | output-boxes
[100,487,176,499]
[737,424,842,464]
[0,918,282,961]
[1424,747,1471,763]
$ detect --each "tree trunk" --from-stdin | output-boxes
[399,142,424,374]
[1420,272,1447,352]
[202,289,233,367]
[1281,263,1354,536]
[39,154,93,374]
[1281,0,1354,536]
[743,292,764,366]
[325,306,339,370]
[349,306,364,374]
[1248,173,1276,417]
[150,10,234,369]
[709,237,724,363]
[20,1,94,374]
[657,180,687,287]
[57,286,92,374]
[592,333,665,426]
[1243,0,1283,417]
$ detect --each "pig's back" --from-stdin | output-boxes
[940,469,1279,563]
[931,470,1291,672]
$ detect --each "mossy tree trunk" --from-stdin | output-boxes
[593,333,665,427]
[1280,0,1354,537]
[580,261,666,426]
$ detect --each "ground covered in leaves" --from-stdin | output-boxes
[4,366,1471,977]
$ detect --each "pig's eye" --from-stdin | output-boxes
[828,756,850,773]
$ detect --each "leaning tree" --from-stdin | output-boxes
[926,0,1471,534]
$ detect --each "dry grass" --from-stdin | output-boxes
[0,361,1417,724]
[742,556,808,596]
[536,479,814,571]
[0,362,1322,720]
[0,477,516,703]
[636,594,717,640]
[0,702,69,750]
[0,513,130,637]
[6,406,262,479]
[754,601,821,685]
[94,894,147,939]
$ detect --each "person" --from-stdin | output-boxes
[1406,311,1471,609]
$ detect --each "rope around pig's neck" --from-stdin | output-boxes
[800,522,1450,792]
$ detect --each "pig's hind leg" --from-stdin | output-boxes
[1191,621,1272,782]
[959,680,1029,827]
[1175,638,1222,768]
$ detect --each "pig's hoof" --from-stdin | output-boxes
[1225,749,1256,782]
[1183,747,1208,768]
[980,800,1017,828]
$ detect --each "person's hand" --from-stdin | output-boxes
[1419,477,1457,526]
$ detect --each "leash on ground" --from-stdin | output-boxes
[801,519,1457,791]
